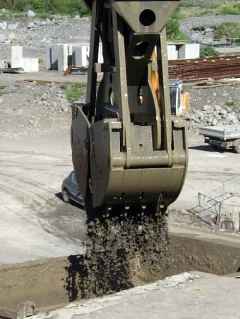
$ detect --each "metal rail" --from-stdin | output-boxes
[169,55,240,82]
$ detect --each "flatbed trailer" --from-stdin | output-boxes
[199,126,240,153]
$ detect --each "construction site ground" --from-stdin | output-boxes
[30,272,240,319]
[0,73,240,265]
[0,76,240,318]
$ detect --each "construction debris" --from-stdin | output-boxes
[190,177,240,232]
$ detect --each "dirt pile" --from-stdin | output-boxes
[187,84,240,128]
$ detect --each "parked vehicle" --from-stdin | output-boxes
[200,126,240,153]
[61,171,84,206]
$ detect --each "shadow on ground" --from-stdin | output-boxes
[189,145,225,153]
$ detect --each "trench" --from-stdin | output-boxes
[64,207,240,301]
[0,208,240,317]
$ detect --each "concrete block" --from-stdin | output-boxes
[185,43,200,59]
[82,44,90,67]
[67,44,73,68]
[11,46,23,68]
[11,46,40,72]
[47,46,59,70]
[72,43,102,68]
[72,44,88,67]
[49,42,102,71]
[179,43,200,60]
[58,44,69,72]
[167,45,178,60]
[72,45,83,67]
[23,57,39,73]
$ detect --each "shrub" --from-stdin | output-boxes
[215,22,240,40]
[219,3,240,15]
[65,83,85,102]
[0,0,89,16]
[200,46,218,58]
[167,10,187,41]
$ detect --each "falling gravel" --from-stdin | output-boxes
[65,207,170,301]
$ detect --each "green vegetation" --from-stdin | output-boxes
[1,0,240,18]
[225,100,240,109]
[177,1,240,18]
[219,3,240,15]
[215,22,240,40]
[0,84,6,96]
[65,83,85,102]
[200,46,218,58]
[166,10,188,41]
[0,0,89,16]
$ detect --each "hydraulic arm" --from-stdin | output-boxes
[71,0,187,215]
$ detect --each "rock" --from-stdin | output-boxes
[60,104,69,112]
[211,119,218,126]
[162,272,200,288]
[214,105,221,112]
[8,23,18,30]
[0,34,7,43]
[27,10,36,18]
[0,60,8,68]
[8,32,16,41]
[202,105,210,111]
[0,21,7,30]
[219,109,227,117]
[227,114,238,124]
[27,22,36,29]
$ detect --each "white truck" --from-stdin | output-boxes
[199,126,240,153]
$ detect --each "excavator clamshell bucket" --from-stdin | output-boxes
[112,1,180,33]
[90,119,187,208]
[71,104,90,198]
[75,0,187,210]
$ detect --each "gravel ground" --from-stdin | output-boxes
[0,74,239,266]
[0,79,71,139]
[180,15,240,44]
[186,83,240,127]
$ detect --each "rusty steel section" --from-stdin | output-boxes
[169,56,240,82]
